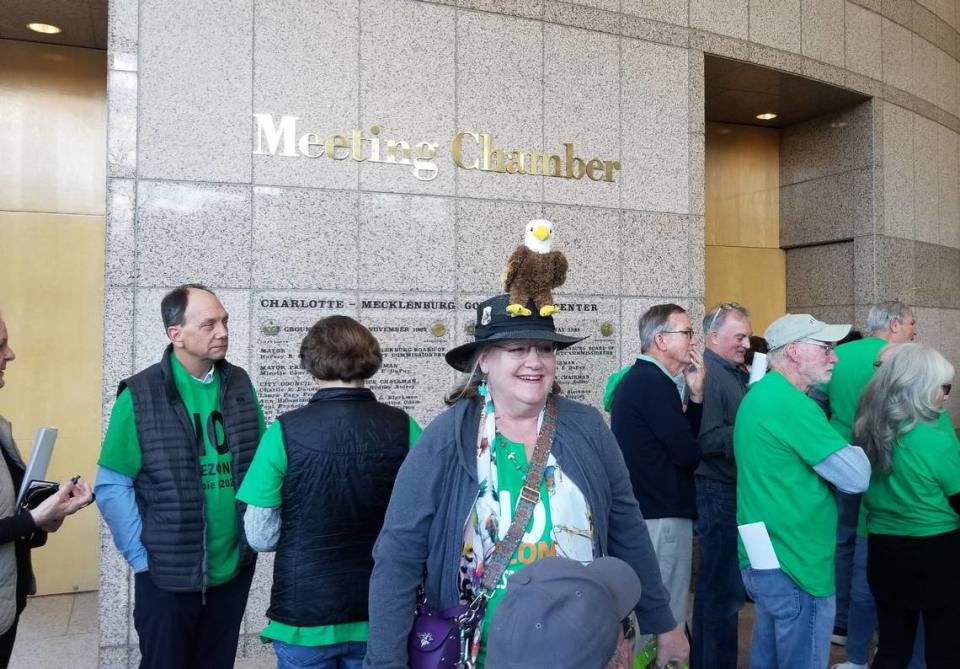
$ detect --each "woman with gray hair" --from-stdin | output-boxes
[853,343,960,668]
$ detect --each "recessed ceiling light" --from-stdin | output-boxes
[27,23,61,34]
[755,112,778,120]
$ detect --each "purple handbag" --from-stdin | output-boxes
[407,602,473,669]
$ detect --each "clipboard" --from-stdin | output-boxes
[16,427,58,507]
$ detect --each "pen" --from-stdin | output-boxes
[69,475,96,504]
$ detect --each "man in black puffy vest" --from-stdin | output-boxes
[96,284,265,669]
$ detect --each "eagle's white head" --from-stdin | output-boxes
[524,219,553,254]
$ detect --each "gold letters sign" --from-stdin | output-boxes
[253,114,621,183]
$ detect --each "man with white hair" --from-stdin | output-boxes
[735,314,871,669]
[828,301,916,440]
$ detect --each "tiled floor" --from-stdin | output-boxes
[10,592,98,669]
[12,591,848,668]
[9,591,273,668]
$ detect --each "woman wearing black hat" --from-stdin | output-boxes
[363,294,688,669]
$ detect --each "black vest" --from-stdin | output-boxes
[121,346,260,592]
[268,387,409,627]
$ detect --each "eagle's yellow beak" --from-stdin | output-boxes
[533,224,550,241]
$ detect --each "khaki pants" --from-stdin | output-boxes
[639,517,693,645]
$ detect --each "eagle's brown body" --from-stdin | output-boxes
[501,246,568,311]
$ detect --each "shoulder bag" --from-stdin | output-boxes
[407,396,557,669]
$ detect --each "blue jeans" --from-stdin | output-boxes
[834,491,861,629]
[274,641,366,669]
[741,568,835,669]
[691,479,743,669]
[847,536,926,668]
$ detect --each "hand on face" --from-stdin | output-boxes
[657,312,696,374]
[684,348,706,403]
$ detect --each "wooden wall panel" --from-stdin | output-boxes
[0,40,107,215]
[0,40,105,594]
[705,122,780,249]
[705,246,786,334]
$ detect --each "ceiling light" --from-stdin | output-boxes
[755,112,778,121]
[27,23,61,34]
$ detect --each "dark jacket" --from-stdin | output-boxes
[610,359,702,519]
[269,387,409,627]
[121,346,260,592]
[363,395,675,669]
[695,348,748,484]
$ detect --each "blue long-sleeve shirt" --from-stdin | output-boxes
[95,465,148,572]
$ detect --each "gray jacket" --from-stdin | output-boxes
[363,395,675,668]
[695,348,748,484]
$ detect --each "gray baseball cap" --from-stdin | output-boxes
[764,313,851,350]
[485,557,641,669]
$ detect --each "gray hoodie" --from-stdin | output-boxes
[363,395,675,668]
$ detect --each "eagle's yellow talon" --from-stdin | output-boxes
[506,304,532,317]
[539,305,560,317]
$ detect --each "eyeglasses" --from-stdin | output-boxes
[799,340,836,353]
[943,384,952,396]
[661,329,695,339]
[706,302,743,332]
[492,343,557,360]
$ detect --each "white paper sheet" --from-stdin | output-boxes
[748,352,768,385]
[738,521,780,570]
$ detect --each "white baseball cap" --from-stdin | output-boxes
[764,313,851,350]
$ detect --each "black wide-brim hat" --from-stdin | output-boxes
[445,294,586,372]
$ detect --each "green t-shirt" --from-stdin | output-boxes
[98,355,267,586]
[236,413,422,646]
[863,415,960,537]
[477,434,556,667]
[827,336,886,441]
[735,371,848,596]
[603,365,631,413]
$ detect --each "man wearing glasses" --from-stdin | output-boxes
[611,304,705,640]
[735,314,871,669]
[690,303,751,669]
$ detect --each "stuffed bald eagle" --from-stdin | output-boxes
[501,219,568,317]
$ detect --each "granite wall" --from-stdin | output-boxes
[782,100,873,325]
[102,0,960,663]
